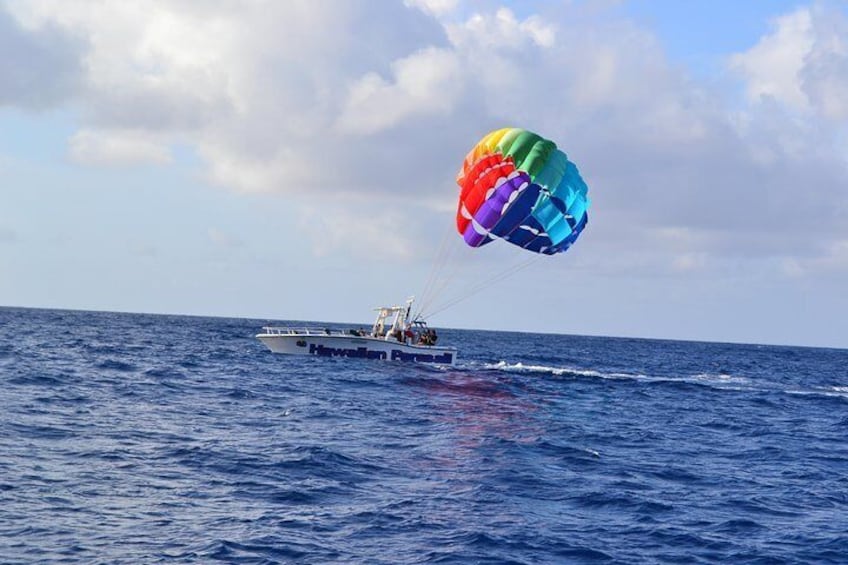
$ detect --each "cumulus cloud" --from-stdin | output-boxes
[800,9,848,120]
[448,7,557,50]
[730,8,815,110]
[0,5,84,108]
[2,0,847,273]
[732,5,848,121]
[69,129,172,166]
[297,201,415,260]
[336,47,463,134]
[405,0,460,18]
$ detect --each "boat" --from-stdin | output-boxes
[256,298,457,365]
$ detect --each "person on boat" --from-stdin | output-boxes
[419,328,437,345]
[418,328,433,346]
[404,326,415,344]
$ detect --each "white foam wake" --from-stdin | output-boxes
[481,361,754,389]
[483,361,613,379]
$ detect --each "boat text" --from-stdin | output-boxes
[308,343,453,364]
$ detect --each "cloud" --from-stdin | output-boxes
[297,201,415,260]
[69,129,172,166]
[800,9,848,120]
[447,7,557,50]
[3,0,453,195]
[0,5,84,108]
[336,47,463,134]
[732,5,848,121]
[405,0,460,18]
[730,8,814,110]
[3,1,847,274]
[784,239,848,276]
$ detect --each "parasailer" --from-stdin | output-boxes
[456,127,590,255]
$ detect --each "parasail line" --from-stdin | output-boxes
[421,252,543,320]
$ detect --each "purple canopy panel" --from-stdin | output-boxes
[462,172,530,247]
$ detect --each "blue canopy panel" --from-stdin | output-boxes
[517,192,572,254]
[548,212,588,254]
[489,184,543,246]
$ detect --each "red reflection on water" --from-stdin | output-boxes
[406,372,545,472]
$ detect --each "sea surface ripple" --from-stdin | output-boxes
[1,307,847,563]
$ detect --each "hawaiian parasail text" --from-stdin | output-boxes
[308,343,452,364]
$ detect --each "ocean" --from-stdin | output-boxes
[1,306,847,564]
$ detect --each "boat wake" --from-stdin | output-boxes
[473,360,754,390]
[463,360,848,402]
[785,385,848,401]
[482,360,610,379]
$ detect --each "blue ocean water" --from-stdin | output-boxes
[1,307,847,564]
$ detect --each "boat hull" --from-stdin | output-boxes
[256,333,457,365]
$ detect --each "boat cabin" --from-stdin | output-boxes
[371,297,414,339]
[370,298,438,345]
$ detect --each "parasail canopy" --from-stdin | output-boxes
[456,127,590,255]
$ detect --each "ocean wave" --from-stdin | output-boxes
[3,307,847,564]
[479,360,755,391]
[481,360,610,378]
[785,385,848,401]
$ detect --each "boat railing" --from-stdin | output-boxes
[259,326,371,337]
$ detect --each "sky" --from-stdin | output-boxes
[2,0,848,349]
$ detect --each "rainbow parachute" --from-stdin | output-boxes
[456,127,590,255]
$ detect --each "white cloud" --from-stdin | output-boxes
[730,8,814,110]
[0,5,84,108]
[405,0,459,18]
[297,202,415,260]
[69,129,172,166]
[199,142,309,194]
[447,8,556,50]
[801,8,848,120]
[2,0,847,275]
[672,253,708,273]
[788,239,848,275]
[337,47,463,134]
[731,5,848,121]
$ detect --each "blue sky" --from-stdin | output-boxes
[2,0,848,348]
[625,1,805,56]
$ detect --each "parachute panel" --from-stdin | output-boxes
[456,127,590,256]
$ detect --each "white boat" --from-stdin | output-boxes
[256,298,457,365]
